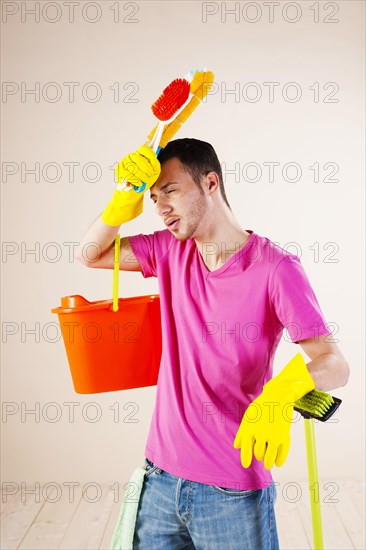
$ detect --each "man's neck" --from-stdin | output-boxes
[195,227,251,272]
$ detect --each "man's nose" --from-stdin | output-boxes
[155,196,172,217]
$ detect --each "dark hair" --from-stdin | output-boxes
[157,138,231,209]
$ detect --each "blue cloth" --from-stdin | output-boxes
[132,458,279,549]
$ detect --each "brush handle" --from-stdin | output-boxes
[149,122,165,153]
[112,234,120,312]
[304,419,324,549]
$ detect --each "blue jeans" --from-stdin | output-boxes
[132,457,279,550]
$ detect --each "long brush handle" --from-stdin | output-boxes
[129,118,164,194]
[304,418,324,550]
[112,234,121,312]
[131,104,182,194]
[149,122,165,153]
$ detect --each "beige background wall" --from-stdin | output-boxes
[1,0,364,489]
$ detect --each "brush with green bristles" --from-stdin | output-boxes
[294,388,342,421]
[294,389,342,550]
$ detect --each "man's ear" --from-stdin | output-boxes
[206,171,220,194]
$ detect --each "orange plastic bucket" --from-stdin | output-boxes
[51,294,162,394]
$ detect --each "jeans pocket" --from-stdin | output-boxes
[209,485,260,497]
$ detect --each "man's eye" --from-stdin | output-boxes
[152,190,175,204]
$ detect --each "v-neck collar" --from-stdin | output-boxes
[196,230,256,278]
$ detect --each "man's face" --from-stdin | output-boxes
[149,157,209,241]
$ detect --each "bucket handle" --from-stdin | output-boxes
[112,234,121,312]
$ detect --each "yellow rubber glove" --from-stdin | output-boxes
[233,353,315,470]
[102,144,161,226]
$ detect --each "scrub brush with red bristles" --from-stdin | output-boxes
[131,76,191,193]
[133,69,215,193]
[148,77,191,153]
[147,68,215,150]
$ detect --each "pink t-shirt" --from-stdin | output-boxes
[129,229,331,490]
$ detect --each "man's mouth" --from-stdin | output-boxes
[165,218,180,230]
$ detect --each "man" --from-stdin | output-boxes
[76,138,349,549]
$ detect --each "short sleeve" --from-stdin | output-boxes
[269,255,332,344]
[129,229,174,279]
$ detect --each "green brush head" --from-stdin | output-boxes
[294,389,342,421]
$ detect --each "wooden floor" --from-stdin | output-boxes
[1,479,364,549]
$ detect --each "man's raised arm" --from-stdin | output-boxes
[75,144,161,270]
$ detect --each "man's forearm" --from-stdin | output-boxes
[75,213,120,264]
[306,353,350,392]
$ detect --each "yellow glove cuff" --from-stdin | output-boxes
[101,188,143,226]
[263,353,315,402]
